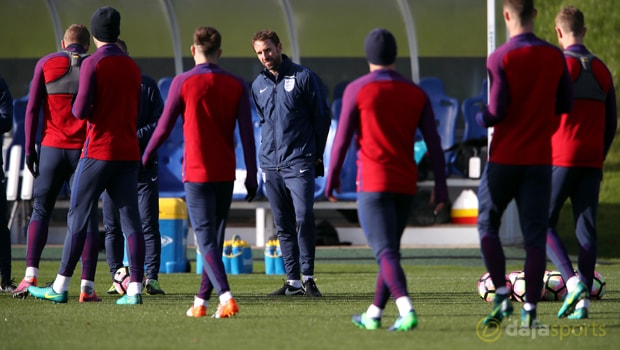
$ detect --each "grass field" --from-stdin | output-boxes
[1,248,618,350]
[0,1,618,349]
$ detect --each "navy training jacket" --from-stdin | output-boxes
[251,55,331,170]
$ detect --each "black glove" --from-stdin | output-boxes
[314,158,324,178]
[142,156,156,171]
[26,151,39,178]
[245,187,257,202]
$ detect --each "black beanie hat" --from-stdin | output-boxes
[364,28,397,66]
[90,6,120,43]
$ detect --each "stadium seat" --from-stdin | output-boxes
[418,77,446,102]
[232,113,263,201]
[332,81,350,100]
[331,98,342,121]
[314,119,338,200]
[447,80,489,178]
[331,137,358,201]
[157,117,185,198]
[157,77,173,102]
[5,95,42,195]
[461,79,488,141]
[251,101,264,198]
[5,96,41,169]
[418,77,459,174]
[5,95,43,232]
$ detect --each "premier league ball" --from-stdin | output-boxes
[477,272,511,302]
[590,271,606,300]
[509,271,526,302]
[508,270,545,302]
[113,266,130,295]
[542,270,567,301]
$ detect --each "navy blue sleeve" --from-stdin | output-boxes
[0,77,13,134]
[136,75,164,152]
[308,71,331,159]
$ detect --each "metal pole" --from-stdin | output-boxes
[397,0,420,83]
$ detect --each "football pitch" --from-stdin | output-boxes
[1,247,618,350]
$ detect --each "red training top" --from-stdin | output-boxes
[72,43,141,161]
[25,44,88,155]
[552,44,617,168]
[477,33,573,165]
[143,63,257,184]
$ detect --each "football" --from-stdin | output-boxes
[542,270,567,301]
[508,270,546,302]
[477,272,511,302]
[113,266,131,295]
[590,270,606,300]
[506,271,521,300]
[509,271,526,302]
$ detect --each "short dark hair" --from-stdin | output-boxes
[556,6,586,37]
[251,29,280,47]
[193,26,221,56]
[503,0,535,26]
[64,24,90,48]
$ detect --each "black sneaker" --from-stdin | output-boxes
[303,279,322,297]
[269,282,304,296]
[0,278,17,293]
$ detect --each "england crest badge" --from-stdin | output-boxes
[284,76,295,92]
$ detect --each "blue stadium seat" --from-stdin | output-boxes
[9,96,28,149]
[446,80,489,178]
[461,79,488,141]
[418,77,446,103]
[418,77,460,151]
[157,77,173,102]
[314,119,338,200]
[418,77,459,174]
[434,97,460,151]
[157,117,185,198]
[232,112,264,201]
[5,94,43,228]
[251,101,264,198]
[332,81,350,100]
[331,134,426,202]
[332,137,358,201]
[6,95,42,168]
[331,98,342,121]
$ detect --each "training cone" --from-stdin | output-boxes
[451,189,478,224]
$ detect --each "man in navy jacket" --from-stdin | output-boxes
[251,29,331,297]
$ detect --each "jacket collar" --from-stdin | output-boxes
[262,54,292,81]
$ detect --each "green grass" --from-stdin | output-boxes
[2,249,619,350]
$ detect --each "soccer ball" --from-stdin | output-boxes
[477,272,511,302]
[508,270,545,302]
[543,270,567,301]
[509,271,526,302]
[113,266,131,295]
[506,271,521,300]
[573,270,606,300]
[590,271,606,300]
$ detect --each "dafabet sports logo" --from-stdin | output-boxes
[476,318,606,342]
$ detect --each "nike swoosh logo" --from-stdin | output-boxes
[300,169,309,174]
[259,87,269,94]
[45,290,59,299]
[151,176,158,182]
[285,288,302,296]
